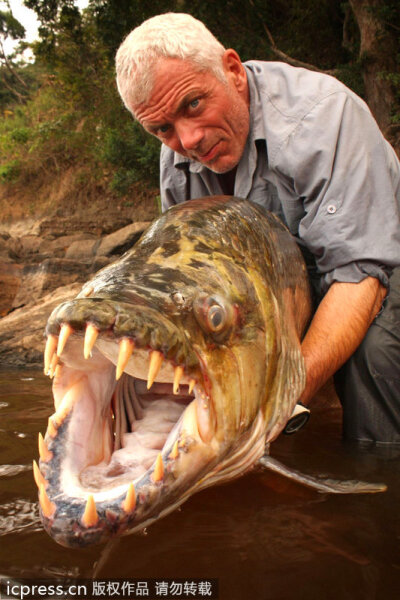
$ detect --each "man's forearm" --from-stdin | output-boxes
[299,276,386,404]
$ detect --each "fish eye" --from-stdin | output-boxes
[207,304,226,332]
[193,294,234,339]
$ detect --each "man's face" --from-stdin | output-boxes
[133,50,250,174]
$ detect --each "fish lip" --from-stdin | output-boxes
[39,331,216,547]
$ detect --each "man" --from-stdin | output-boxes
[115,13,400,444]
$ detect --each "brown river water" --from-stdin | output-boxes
[0,368,399,599]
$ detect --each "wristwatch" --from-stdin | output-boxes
[283,402,310,435]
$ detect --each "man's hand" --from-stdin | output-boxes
[299,276,386,405]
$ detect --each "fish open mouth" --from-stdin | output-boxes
[35,300,218,546]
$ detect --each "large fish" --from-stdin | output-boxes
[34,196,385,548]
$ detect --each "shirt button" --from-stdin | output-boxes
[327,204,337,214]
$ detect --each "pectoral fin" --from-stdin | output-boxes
[258,455,387,494]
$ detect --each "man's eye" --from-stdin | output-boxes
[189,98,200,109]
[159,124,170,134]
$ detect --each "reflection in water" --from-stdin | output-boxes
[0,465,31,477]
[0,369,399,598]
[0,499,41,536]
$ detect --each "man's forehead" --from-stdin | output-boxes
[133,59,217,121]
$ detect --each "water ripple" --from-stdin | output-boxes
[0,464,32,477]
[0,499,41,536]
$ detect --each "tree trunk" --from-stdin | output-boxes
[349,0,398,141]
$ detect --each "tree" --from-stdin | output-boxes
[349,0,399,151]
[0,6,28,103]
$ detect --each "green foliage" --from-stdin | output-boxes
[0,159,19,182]
[101,120,161,194]
[0,9,25,39]
[9,126,30,143]
[0,0,399,199]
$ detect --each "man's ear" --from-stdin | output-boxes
[222,49,247,93]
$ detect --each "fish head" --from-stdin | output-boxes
[36,196,311,547]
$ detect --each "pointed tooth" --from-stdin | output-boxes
[173,366,184,395]
[81,494,99,528]
[38,433,53,462]
[169,440,179,460]
[33,460,47,489]
[84,324,99,359]
[44,335,58,375]
[46,416,58,438]
[147,351,163,390]
[82,285,94,298]
[116,338,134,380]
[57,324,73,357]
[39,484,56,518]
[189,379,196,395]
[122,483,136,514]
[151,453,164,482]
[48,354,59,379]
[53,382,83,426]
[180,402,199,437]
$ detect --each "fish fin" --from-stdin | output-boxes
[264,344,307,442]
[258,455,387,494]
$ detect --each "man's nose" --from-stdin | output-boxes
[175,120,204,150]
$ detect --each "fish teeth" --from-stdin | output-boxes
[180,401,199,438]
[57,324,73,357]
[147,350,163,390]
[122,483,136,514]
[173,366,184,395]
[39,484,56,518]
[84,324,99,359]
[169,440,179,460]
[81,494,99,528]
[44,335,57,375]
[116,338,135,380]
[48,353,59,379]
[33,460,47,489]
[151,453,164,482]
[38,432,53,462]
[81,285,94,298]
[46,416,58,439]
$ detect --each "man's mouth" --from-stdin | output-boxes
[196,141,221,163]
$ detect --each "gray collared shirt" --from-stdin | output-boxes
[160,60,400,292]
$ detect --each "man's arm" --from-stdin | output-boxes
[299,276,386,405]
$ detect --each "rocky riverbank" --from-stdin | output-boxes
[0,176,158,368]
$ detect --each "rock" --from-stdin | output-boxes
[0,217,152,365]
[17,235,43,257]
[11,258,104,309]
[65,238,98,260]
[0,261,23,316]
[38,216,134,238]
[40,233,97,258]
[0,283,81,368]
[97,222,149,257]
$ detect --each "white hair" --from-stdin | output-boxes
[115,13,226,114]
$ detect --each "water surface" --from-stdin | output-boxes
[0,369,399,599]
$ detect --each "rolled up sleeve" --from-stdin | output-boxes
[275,91,400,292]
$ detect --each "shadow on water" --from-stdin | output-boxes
[0,369,399,599]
